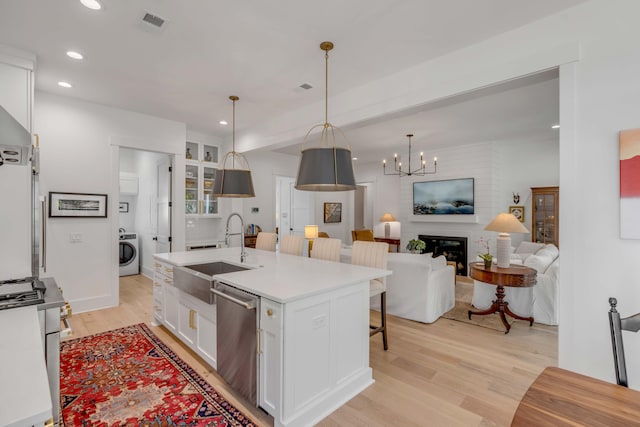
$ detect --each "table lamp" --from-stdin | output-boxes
[304,225,319,257]
[484,213,529,268]
[380,213,396,238]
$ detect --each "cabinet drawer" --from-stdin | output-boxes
[153,261,174,280]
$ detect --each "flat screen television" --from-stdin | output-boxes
[413,178,474,215]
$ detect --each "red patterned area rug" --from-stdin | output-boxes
[60,323,257,426]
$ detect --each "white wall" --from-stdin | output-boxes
[243,151,300,233]
[34,91,186,313]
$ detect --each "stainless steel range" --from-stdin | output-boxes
[0,277,45,310]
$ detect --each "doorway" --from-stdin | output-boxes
[353,182,374,232]
[118,148,172,287]
[275,176,314,239]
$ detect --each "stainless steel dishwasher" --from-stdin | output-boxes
[212,280,259,406]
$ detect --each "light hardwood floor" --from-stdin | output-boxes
[66,275,557,427]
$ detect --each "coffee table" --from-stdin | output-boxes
[467,262,537,333]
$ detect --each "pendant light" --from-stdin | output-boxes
[212,96,255,198]
[295,41,356,191]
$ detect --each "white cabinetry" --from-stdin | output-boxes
[153,260,178,332]
[178,300,196,346]
[0,48,35,279]
[153,256,217,369]
[185,141,220,217]
[178,292,217,368]
[164,284,179,333]
[0,52,33,130]
[196,313,217,367]
[259,298,283,417]
[119,172,139,195]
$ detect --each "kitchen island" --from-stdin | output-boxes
[153,247,390,427]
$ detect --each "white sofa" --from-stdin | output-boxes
[341,249,455,323]
[471,242,559,325]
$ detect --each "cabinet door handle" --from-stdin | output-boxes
[189,309,197,329]
[266,309,273,317]
[164,278,172,283]
[165,267,173,273]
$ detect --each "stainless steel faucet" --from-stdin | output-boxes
[225,212,246,263]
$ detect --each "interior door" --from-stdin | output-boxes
[155,158,171,253]
[290,181,313,236]
[276,176,313,237]
[353,185,365,230]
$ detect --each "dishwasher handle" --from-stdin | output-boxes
[211,287,256,310]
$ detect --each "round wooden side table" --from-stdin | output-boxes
[468,262,537,334]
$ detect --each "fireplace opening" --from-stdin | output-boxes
[418,235,468,276]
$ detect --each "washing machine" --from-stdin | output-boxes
[119,232,139,276]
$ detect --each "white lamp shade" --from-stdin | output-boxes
[484,212,529,234]
[379,213,396,222]
[304,225,319,239]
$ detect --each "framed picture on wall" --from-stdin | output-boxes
[509,205,525,222]
[49,192,108,218]
[324,202,342,223]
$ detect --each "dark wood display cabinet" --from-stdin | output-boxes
[531,186,559,247]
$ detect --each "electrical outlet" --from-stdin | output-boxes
[70,232,82,243]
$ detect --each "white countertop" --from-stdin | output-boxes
[154,247,391,303]
[0,306,52,427]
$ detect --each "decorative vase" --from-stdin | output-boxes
[186,148,192,160]
[483,258,492,269]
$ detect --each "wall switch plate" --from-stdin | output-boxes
[312,314,327,329]
[70,232,82,243]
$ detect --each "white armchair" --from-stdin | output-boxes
[341,250,455,323]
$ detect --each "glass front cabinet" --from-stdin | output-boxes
[531,186,559,247]
[185,141,220,217]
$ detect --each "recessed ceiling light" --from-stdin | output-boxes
[551,124,560,129]
[58,81,72,88]
[66,51,84,60]
[80,0,102,10]
[352,157,358,161]
[219,120,228,125]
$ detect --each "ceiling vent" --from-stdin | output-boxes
[142,12,166,28]
[299,83,313,90]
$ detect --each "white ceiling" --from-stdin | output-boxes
[276,69,560,164]
[0,0,581,153]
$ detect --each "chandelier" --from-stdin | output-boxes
[295,41,356,191]
[383,134,437,177]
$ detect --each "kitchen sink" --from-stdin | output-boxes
[173,261,250,304]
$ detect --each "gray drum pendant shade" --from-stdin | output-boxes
[212,168,255,197]
[212,96,255,198]
[295,147,356,191]
[295,41,356,192]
